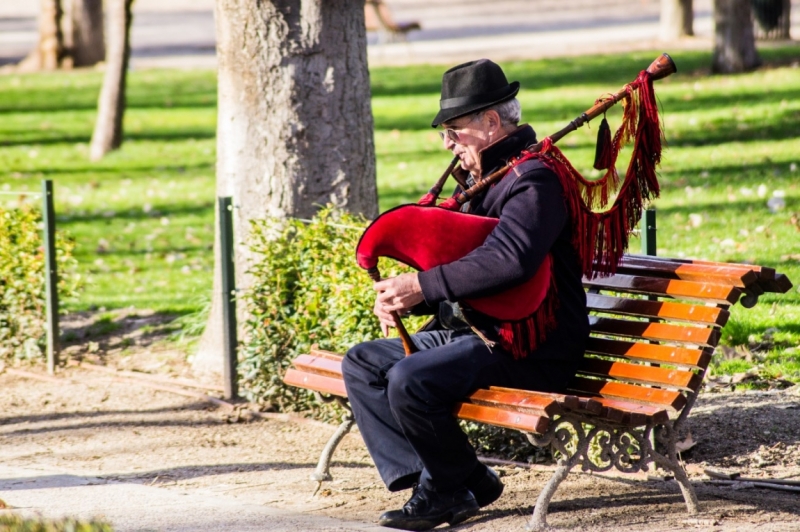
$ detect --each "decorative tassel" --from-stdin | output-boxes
[494,260,559,359]
[593,117,613,170]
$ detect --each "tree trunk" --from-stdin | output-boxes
[64,0,106,67]
[89,0,133,160]
[660,0,694,40]
[712,0,761,73]
[21,0,65,71]
[192,0,378,380]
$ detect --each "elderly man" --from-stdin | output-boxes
[341,59,589,531]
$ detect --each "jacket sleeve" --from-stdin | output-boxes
[417,166,567,305]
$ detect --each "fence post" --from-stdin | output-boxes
[218,197,238,400]
[42,180,59,374]
[641,207,657,256]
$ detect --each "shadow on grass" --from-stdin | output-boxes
[57,201,214,226]
[0,128,216,148]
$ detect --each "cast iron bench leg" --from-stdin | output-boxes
[310,395,354,494]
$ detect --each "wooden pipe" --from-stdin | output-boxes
[367,267,418,355]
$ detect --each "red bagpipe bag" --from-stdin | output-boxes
[355,204,556,359]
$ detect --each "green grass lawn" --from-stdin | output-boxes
[1,47,799,379]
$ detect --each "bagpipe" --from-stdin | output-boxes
[356,53,677,357]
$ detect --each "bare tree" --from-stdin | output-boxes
[19,0,65,71]
[19,0,104,71]
[192,0,378,379]
[660,0,694,40]
[712,0,761,73]
[89,0,133,160]
[63,0,105,68]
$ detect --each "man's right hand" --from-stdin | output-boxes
[373,298,400,338]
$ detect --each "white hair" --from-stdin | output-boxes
[482,98,521,126]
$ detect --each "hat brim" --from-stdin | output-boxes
[431,81,520,128]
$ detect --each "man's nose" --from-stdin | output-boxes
[442,135,456,150]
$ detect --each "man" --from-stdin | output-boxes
[341,59,589,531]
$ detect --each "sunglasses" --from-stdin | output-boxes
[438,115,480,143]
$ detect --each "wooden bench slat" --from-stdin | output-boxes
[578,358,702,392]
[624,254,774,279]
[292,354,345,379]
[584,274,741,305]
[587,293,729,326]
[454,402,550,434]
[586,337,712,369]
[590,316,720,347]
[284,368,348,398]
[568,376,687,411]
[486,387,601,415]
[309,348,345,361]
[591,397,670,425]
[619,255,758,287]
[467,389,561,417]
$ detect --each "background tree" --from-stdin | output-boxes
[712,0,761,73]
[63,0,106,68]
[660,0,694,40]
[192,0,378,379]
[89,0,134,160]
[19,0,104,71]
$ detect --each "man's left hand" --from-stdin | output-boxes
[374,272,425,316]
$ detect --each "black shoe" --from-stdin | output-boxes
[469,466,504,508]
[378,483,479,531]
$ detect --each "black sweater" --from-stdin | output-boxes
[417,125,589,361]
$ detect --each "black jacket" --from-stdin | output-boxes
[417,125,589,361]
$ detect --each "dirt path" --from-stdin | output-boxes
[1,317,799,531]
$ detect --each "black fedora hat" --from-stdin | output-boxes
[431,59,520,127]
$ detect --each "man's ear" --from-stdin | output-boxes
[485,110,501,133]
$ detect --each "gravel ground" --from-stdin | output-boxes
[0,312,798,531]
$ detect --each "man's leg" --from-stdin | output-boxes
[341,330,453,491]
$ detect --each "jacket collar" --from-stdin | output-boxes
[478,124,538,178]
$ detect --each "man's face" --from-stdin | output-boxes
[440,112,495,175]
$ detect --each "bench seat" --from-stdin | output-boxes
[282,254,793,530]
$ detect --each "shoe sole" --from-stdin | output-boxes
[447,504,480,526]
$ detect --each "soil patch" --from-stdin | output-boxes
[1,315,798,531]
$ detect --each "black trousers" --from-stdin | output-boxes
[341,329,579,494]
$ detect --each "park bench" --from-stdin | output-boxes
[283,253,792,531]
[364,0,421,43]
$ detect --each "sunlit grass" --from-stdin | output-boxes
[0,47,798,370]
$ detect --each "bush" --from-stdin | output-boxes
[0,204,80,361]
[0,514,111,531]
[240,207,424,417]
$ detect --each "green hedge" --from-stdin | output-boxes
[0,204,80,361]
[240,208,424,417]
[0,515,111,531]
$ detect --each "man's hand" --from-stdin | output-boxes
[373,273,424,337]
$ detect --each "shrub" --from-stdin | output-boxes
[0,515,112,531]
[0,204,80,361]
[240,207,424,418]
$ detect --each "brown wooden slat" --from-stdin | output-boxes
[568,377,687,411]
[624,254,773,280]
[592,397,670,425]
[584,274,741,305]
[618,256,757,287]
[486,387,599,414]
[283,368,348,397]
[292,354,344,379]
[590,317,720,347]
[454,402,550,434]
[586,337,712,369]
[467,389,561,417]
[309,347,345,360]
[587,293,729,326]
[578,358,702,392]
